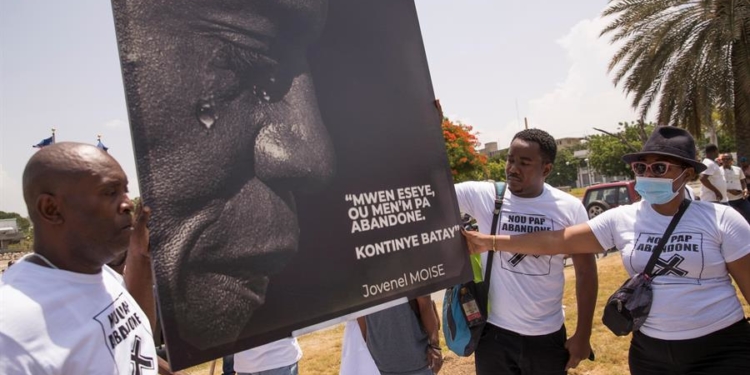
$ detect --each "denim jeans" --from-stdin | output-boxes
[238,362,298,375]
[222,355,235,375]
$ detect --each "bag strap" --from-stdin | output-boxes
[643,199,690,276]
[483,181,507,284]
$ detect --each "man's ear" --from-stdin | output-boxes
[542,162,553,178]
[689,168,698,182]
[36,194,63,225]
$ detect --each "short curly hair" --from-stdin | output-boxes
[512,128,557,164]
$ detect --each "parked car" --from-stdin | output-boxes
[582,181,640,219]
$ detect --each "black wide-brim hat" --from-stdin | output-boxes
[622,126,707,174]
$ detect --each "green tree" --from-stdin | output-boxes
[485,159,506,181]
[586,122,656,178]
[442,118,488,182]
[602,0,750,159]
[546,148,579,187]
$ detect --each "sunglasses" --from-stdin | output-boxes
[631,161,684,177]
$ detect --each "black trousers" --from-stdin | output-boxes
[629,319,750,375]
[475,323,568,375]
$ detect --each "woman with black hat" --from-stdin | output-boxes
[462,126,750,374]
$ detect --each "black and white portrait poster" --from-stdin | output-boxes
[112,0,471,369]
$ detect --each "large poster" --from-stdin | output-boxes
[112,0,471,370]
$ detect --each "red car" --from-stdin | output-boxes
[582,181,641,219]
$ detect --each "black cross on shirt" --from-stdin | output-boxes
[653,254,688,277]
[130,336,154,375]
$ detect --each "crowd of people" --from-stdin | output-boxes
[464,127,750,375]
[698,145,750,223]
[2,125,750,375]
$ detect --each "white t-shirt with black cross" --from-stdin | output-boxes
[0,259,157,375]
[588,200,750,340]
[455,181,588,336]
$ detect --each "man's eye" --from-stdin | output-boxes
[248,71,294,104]
[251,77,281,103]
[215,44,291,104]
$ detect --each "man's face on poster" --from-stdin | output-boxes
[123,0,334,346]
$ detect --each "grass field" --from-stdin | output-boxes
[176,253,750,375]
[3,250,747,375]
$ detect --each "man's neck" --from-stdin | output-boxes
[32,247,102,274]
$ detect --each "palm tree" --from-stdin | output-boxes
[601,0,750,158]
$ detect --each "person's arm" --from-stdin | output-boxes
[158,357,187,375]
[124,204,156,333]
[462,222,604,256]
[741,176,748,199]
[727,254,750,306]
[415,296,443,374]
[700,174,723,201]
[356,317,367,341]
[565,253,597,370]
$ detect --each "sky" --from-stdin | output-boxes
[0,0,641,217]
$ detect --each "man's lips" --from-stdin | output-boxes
[200,247,297,276]
[200,272,269,307]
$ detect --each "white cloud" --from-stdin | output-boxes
[103,119,127,129]
[0,163,27,217]
[479,16,644,150]
[528,17,641,139]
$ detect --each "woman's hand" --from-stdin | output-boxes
[461,229,493,254]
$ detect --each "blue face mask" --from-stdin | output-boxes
[635,171,686,204]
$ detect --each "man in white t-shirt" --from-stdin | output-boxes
[0,143,160,375]
[454,129,597,375]
[721,153,750,223]
[699,144,728,203]
[233,338,302,375]
[741,156,750,189]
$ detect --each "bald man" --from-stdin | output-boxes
[0,143,158,375]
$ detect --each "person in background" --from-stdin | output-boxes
[699,144,728,204]
[464,127,750,375]
[233,338,303,375]
[358,296,443,375]
[740,157,750,192]
[222,355,235,375]
[721,153,750,223]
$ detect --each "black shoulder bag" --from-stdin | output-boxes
[443,181,506,356]
[602,199,690,336]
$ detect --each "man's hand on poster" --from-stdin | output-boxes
[129,202,151,260]
[124,202,157,333]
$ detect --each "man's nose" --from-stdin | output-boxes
[254,72,335,191]
[506,162,519,175]
[120,195,134,215]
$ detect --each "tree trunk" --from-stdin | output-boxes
[732,34,750,161]
[706,117,719,147]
